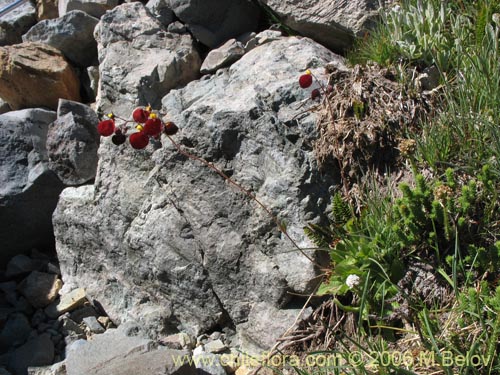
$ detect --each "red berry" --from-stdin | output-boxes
[97,119,115,136]
[311,89,321,100]
[299,74,313,88]
[132,108,150,123]
[112,133,127,145]
[163,121,178,136]
[129,132,149,149]
[143,118,162,136]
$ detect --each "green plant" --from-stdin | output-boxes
[305,190,404,321]
[417,19,500,174]
[347,25,400,67]
[350,0,464,71]
[474,0,500,44]
[295,1,500,374]
[305,165,500,313]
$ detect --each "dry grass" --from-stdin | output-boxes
[313,63,438,187]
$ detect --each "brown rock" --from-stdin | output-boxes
[45,287,87,318]
[0,42,80,110]
[97,316,110,328]
[36,0,59,20]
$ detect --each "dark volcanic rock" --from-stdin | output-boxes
[168,0,260,48]
[0,109,63,264]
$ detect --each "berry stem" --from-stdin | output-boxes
[165,135,320,266]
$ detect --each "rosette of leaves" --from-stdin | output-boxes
[305,193,405,320]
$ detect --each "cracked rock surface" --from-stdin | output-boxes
[53,36,344,347]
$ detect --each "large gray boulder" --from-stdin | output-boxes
[260,0,379,52]
[168,0,260,48]
[22,10,99,67]
[53,36,342,348]
[0,109,63,264]
[94,2,201,115]
[0,0,37,46]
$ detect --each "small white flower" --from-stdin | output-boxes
[345,274,361,289]
[391,5,401,13]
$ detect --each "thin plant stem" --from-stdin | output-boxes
[165,135,321,267]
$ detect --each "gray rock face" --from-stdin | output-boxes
[238,302,312,354]
[54,36,342,348]
[200,38,245,74]
[46,100,100,185]
[168,0,260,48]
[193,352,226,375]
[58,0,118,18]
[22,10,99,67]
[94,2,201,115]
[260,0,379,52]
[0,0,37,46]
[65,324,195,375]
[0,109,63,264]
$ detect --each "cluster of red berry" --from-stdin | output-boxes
[298,70,333,100]
[298,70,321,100]
[96,106,178,149]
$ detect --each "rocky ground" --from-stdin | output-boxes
[0,249,301,375]
[0,0,383,374]
[0,251,110,374]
